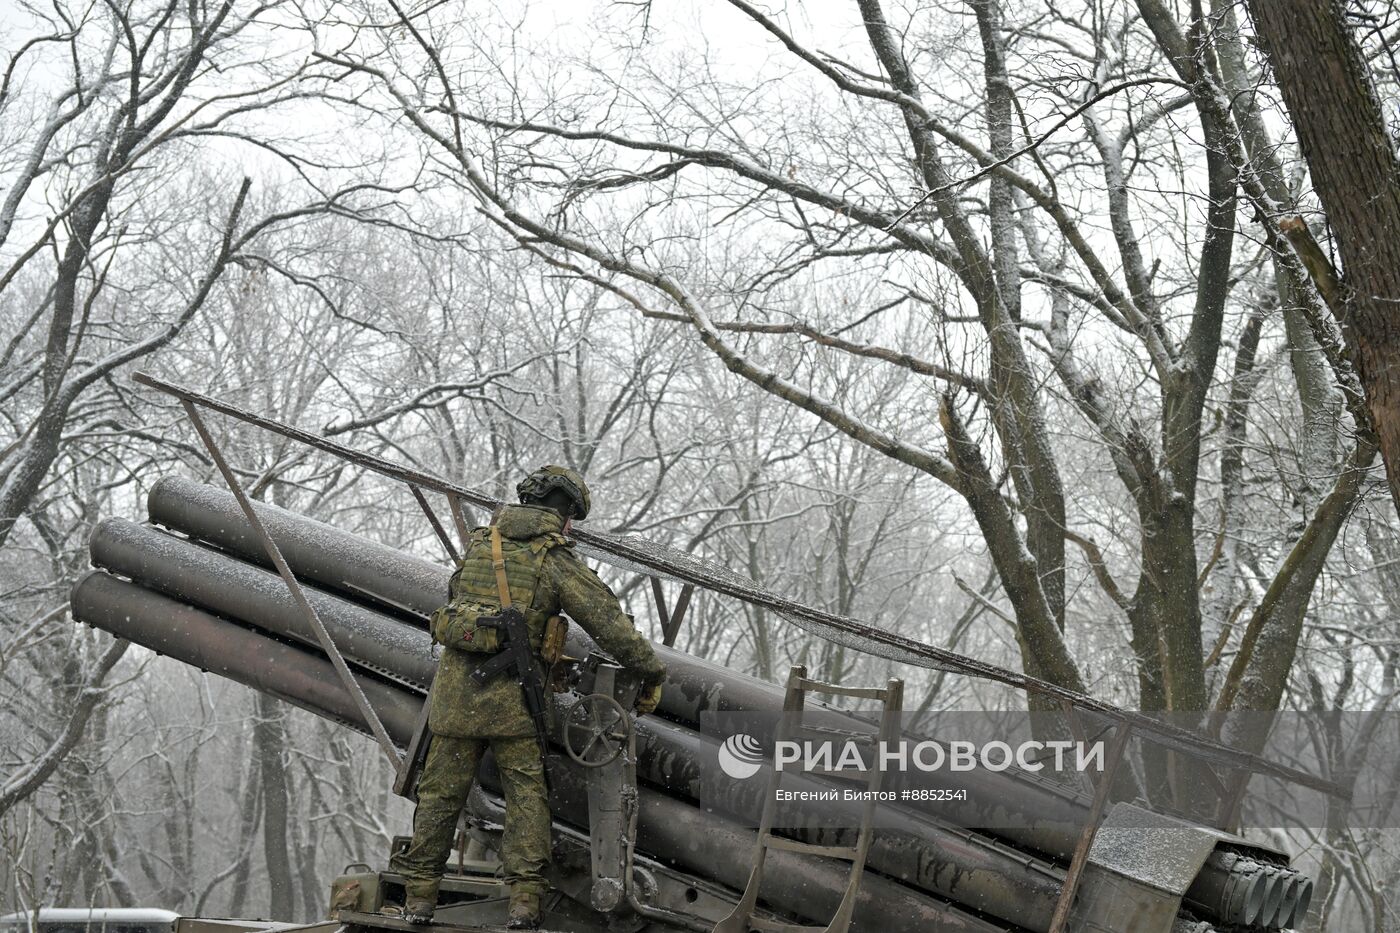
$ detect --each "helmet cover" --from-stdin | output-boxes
[517,465,591,520]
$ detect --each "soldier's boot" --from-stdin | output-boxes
[402,896,436,925]
[505,892,541,930]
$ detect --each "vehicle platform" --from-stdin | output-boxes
[337,909,571,933]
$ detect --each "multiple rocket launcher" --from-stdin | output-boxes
[72,476,1312,933]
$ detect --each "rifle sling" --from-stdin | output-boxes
[490,525,513,609]
[485,527,548,715]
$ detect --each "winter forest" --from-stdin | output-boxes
[3,0,1400,929]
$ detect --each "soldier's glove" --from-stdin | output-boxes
[634,682,663,716]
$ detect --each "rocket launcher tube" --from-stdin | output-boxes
[71,570,421,744]
[87,517,438,690]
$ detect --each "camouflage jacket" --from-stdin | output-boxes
[427,503,665,738]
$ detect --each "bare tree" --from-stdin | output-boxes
[0,0,415,823]
[1243,0,1400,520]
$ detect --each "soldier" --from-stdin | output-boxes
[388,465,665,929]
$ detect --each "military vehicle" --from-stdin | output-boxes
[66,375,1332,933]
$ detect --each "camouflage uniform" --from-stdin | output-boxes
[390,503,665,902]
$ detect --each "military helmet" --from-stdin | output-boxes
[517,465,592,520]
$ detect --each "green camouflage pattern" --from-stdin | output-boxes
[516,464,591,519]
[395,502,665,905]
[427,504,664,738]
[428,518,561,655]
[388,734,550,899]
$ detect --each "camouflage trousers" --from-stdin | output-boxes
[389,733,551,900]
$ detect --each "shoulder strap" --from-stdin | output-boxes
[531,532,570,554]
[490,526,513,609]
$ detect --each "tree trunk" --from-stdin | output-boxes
[1246,0,1400,516]
[972,0,1068,632]
[255,694,296,920]
[227,755,263,918]
[1219,440,1377,725]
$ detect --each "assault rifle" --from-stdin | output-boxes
[469,607,552,779]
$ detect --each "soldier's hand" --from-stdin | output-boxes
[634,682,663,716]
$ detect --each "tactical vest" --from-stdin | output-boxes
[429,525,569,655]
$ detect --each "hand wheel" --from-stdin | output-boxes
[563,693,632,767]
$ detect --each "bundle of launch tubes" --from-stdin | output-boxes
[73,476,1312,933]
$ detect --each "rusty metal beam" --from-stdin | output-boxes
[394,696,435,799]
[650,578,696,647]
[665,584,694,647]
[408,482,458,561]
[649,576,670,641]
[1046,723,1133,933]
[447,493,472,549]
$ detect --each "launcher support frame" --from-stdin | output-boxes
[132,370,1349,811]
